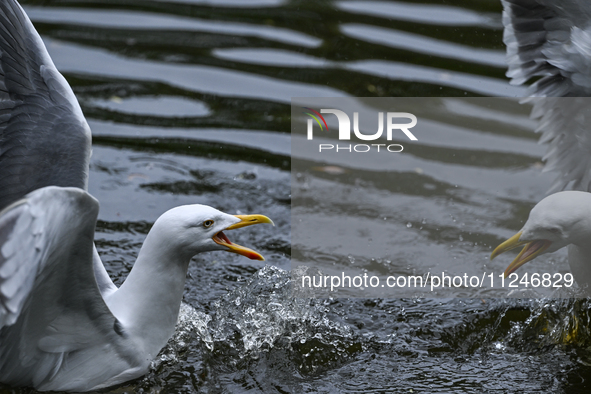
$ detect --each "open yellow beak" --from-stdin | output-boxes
[212,214,274,260]
[490,231,552,277]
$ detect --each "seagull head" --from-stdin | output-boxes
[491,191,591,277]
[151,204,274,261]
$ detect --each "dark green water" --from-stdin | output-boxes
[2,0,591,393]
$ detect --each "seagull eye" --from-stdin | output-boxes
[203,220,214,228]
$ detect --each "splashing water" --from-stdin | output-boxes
[147,264,360,388]
[207,265,360,372]
[153,303,213,370]
[509,298,591,350]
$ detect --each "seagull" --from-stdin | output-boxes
[0,0,273,391]
[502,0,591,192]
[491,191,591,289]
[492,1,591,284]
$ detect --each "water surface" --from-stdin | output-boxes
[3,0,591,392]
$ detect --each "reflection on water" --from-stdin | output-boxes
[3,0,590,392]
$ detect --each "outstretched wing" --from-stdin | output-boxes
[502,0,591,96]
[502,0,591,191]
[0,0,116,297]
[0,0,91,211]
[0,187,138,392]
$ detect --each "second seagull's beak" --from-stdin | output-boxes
[490,231,551,277]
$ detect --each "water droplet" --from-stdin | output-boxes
[406,222,412,228]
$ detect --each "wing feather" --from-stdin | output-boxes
[0,187,139,391]
[0,0,91,212]
[502,0,591,191]
[502,0,591,96]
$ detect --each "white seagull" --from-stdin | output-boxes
[0,0,273,391]
[492,1,591,285]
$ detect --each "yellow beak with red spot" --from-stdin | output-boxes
[212,214,274,260]
[490,231,552,277]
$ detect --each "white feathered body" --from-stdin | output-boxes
[0,187,248,391]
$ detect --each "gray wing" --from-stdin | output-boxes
[0,1,115,297]
[502,0,591,191]
[502,0,591,96]
[0,187,137,391]
[0,0,91,211]
[528,97,591,191]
